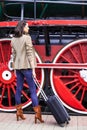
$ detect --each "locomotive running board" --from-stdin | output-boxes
[37,63,87,69]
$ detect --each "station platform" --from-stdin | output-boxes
[0,112,87,130]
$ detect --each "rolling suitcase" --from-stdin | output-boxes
[33,78,70,127]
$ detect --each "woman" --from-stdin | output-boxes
[11,20,44,123]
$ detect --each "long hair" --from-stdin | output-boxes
[14,20,27,37]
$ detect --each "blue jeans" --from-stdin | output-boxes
[15,69,39,107]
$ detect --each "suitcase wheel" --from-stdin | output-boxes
[66,120,69,124]
[68,117,71,121]
[66,118,70,124]
[59,123,66,127]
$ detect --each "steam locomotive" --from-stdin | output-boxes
[0,0,87,115]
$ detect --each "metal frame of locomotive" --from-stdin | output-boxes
[1,0,87,114]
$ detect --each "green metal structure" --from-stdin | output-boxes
[0,1,87,20]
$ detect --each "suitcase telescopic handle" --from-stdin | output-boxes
[33,77,48,101]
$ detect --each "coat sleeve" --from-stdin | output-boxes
[11,39,16,62]
[25,35,37,68]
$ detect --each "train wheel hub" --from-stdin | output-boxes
[79,69,87,86]
[2,70,12,80]
[0,67,15,84]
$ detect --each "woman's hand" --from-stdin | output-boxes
[32,68,36,78]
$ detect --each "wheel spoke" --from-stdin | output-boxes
[70,82,80,91]
[1,85,6,104]
[69,70,78,74]
[11,84,16,94]
[12,82,16,86]
[0,44,5,63]
[69,48,80,63]
[23,83,29,89]
[60,55,71,63]
[60,75,78,78]
[79,43,85,63]
[64,79,79,86]
[7,86,11,106]
[0,82,3,87]
[80,88,85,103]
[74,85,82,97]
[21,90,30,100]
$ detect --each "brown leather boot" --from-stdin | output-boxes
[16,104,26,121]
[33,105,44,123]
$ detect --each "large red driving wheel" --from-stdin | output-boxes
[50,39,87,114]
[0,39,45,112]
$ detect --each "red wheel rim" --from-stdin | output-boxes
[0,39,45,111]
[50,39,87,114]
